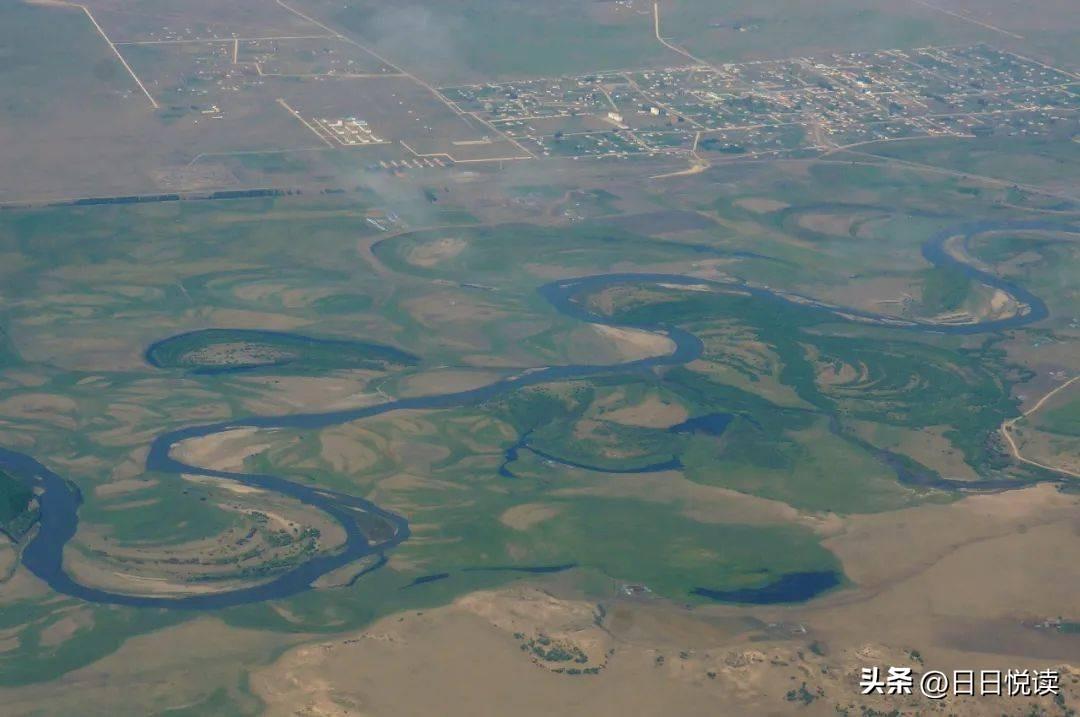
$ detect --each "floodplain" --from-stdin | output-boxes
[0,0,1077,715]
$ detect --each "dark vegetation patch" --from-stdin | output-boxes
[145,328,418,375]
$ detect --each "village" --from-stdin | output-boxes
[440,44,1078,159]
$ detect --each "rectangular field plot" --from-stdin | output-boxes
[291,0,686,84]
[119,41,243,106]
[83,0,320,43]
[0,2,172,200]
[117,43,331,154]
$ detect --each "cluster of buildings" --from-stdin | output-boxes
[314,117,385,146]
[440,45,1078,159]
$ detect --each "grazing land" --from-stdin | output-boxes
[0,1,1077,715]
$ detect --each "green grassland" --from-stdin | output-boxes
[0,0,1074,705]
[0,149,1074,691]
[236,388,841,602]
[372,221,726,282]
[76,479,237,546]
[1031,391,1080,437]
[866,137,1080,196]
[0,599,184,687]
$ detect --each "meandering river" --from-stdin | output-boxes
[0,220,1071,608]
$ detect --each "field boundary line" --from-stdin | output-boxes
[276,98,335,146]
[652,2,712,69]
[57,2,159,108]
[907,0,1024,39]
[114,35,334,45]
[399,140,531,164]
[273,0,537,159]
